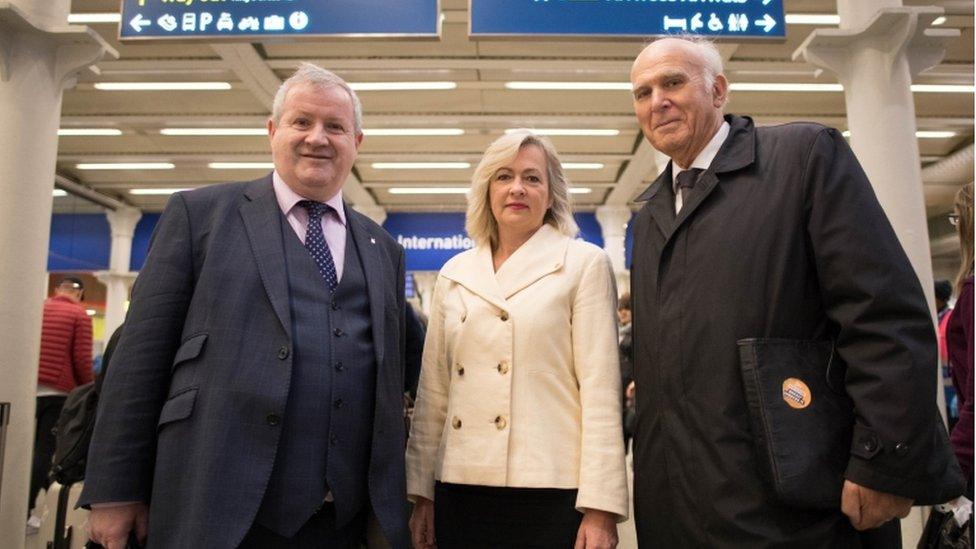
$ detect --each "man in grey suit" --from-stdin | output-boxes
[81,64,410,549]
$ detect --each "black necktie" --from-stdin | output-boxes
[298,200,339,291]
[675,168,704,206]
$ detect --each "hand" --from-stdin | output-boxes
[625,381,636,400]
[409,497,436,549]
[841,480,913,530]
[87,502,149,549]
[574,508,618,549]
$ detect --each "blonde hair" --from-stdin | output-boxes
[954,182,974,295]
[465,130,579,249]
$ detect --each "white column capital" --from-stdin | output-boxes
[106,206,142,238]
[356,205,388,226]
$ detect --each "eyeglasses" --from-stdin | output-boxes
[948,214,960,227]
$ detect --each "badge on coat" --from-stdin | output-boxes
[782,378,811,409]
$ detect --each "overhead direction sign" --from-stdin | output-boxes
[470,0,786,40]
[119,0,440,40]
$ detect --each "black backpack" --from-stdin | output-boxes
[49,381,98,485]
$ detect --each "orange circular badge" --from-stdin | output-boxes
[782,378,812,409]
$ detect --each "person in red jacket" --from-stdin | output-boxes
[28,276,93,516]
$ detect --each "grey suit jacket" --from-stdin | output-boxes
[80,175,409,548]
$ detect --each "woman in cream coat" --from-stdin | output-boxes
[406,130,628,549]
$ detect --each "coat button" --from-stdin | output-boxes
[277,346,289,360]
[266,413,280,426]
[330,434,338,445]
[456,364,465,376]
[497,361,509,374]
[494,415,507,430]
[333,328,343,337]
[334,361,344,372]
[500,312,509,321]
[859,436,879,453]
[894,442,910,456]
[334,399,344,409]
[452,416,462,429]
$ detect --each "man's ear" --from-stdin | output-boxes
[267,118,276,140]
[712,73,729,107]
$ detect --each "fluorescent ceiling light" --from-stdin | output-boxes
[730,83,844,92]
[388,187,468,195]
[505,129,620,137]
[350,82,456,91]
[932,16,946,25]
[506,82,632,91]
[161,128,266,136]
[94,82,232,91]
[562,163,604,170]
[68,13,121,23]
[58,128,122,136]
[363,129,465,136]
[53,190,67,197]
[76,162,175,170]
[372,162,471,169]
[129,188,191,195]
[208,162,274,169]
[784,14,840,25]
[911,84,974,93]
[569,188,593,194]
[842,130,956,139]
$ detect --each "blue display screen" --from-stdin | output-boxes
[120,0,440,40]
[470,0,785,39]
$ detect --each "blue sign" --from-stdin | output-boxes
[120,0,440,40]
[470,0,785,39]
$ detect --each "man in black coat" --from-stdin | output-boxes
[628,36,964,546]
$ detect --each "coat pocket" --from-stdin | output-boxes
[157,386,198,429]
[172,333,208,372]
[737,337,852,510]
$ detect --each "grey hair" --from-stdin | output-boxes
[466,130,579,249]
[647,34,728,106]
[271,63,363,134]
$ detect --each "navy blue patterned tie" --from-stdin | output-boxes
[299,200,338,291]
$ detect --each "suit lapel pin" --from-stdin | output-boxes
[782,378,811,410]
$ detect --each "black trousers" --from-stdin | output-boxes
[238,504,366,549]
[434,482,582,549]
[29,395,66,511]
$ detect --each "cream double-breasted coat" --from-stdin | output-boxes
[406,224,629,519]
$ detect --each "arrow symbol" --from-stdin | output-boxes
[755,13,776,33]
[129,14,151,32]
[763,0,772,5]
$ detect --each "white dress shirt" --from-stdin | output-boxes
[671,121,730,213]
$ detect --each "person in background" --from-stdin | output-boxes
[617,293,635,451]
[406,130,628,549]
[946,182,974,495]
[29,276,93,527]
[936,279,959,425]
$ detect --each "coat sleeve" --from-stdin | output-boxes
[405,275,451,502]
[78,193,196,507]
[802,127,965,503]
[572,251,629,520]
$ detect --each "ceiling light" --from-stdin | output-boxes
[388,187,468,195]
[506,82,632,91]
[129,188,191,195]
[94,82,232,91]
[784,14,840,25]
[569,188,593,194]
[505,129,620,137]
[841,130,956,139]
[562,163,604,170]
[350,82,457,91]
[86,309,97,316]
[932,16,946,25]
[730,83,844,92]
[53,190,67,197]
[76,163,175,170]
[161,128,266,136]
[372,162,471,169]
[911,84,974,93]
[362,129,465,136]
[208,162,274,169]
[58,128,122,136]
[68,13,121,24]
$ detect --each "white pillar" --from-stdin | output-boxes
[96,207,142,338]
[0,2,113,544]
[356,205,388,226]
[596,206,632,274]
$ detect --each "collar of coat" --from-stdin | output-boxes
[634,114,756,203]
[440,223,569,308]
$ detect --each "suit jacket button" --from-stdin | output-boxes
[333,328,343,337]
[500,312,509,321]
[334,399,344,409]
[330,434,338,445]
[859,436,879,453]
[894,442,910,456]
[452,416,462,429]
[334,361,344,372]
[331,300,339,311]
[266,413,280,426]
[494,415,507,430]
[277,346,289,360]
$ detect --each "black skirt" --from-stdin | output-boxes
[434,481,582,549]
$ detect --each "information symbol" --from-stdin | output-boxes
[289,11,309,31]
